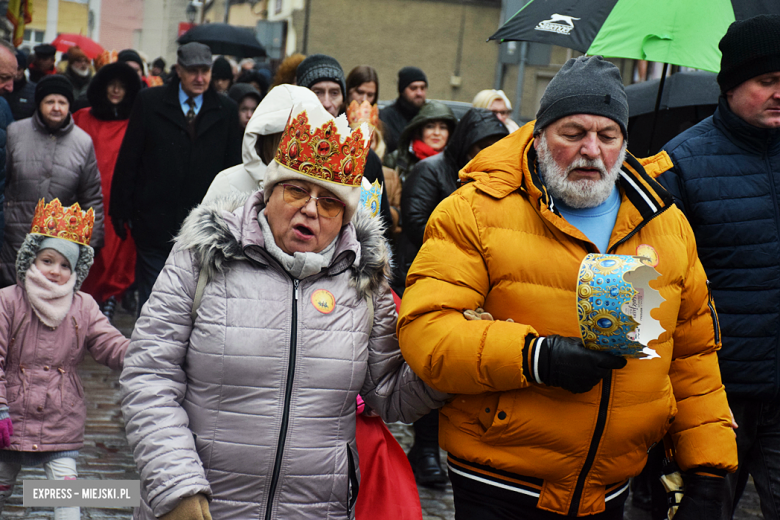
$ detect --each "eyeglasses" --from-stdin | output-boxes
[492,109,511,117]
[280,183,346,219]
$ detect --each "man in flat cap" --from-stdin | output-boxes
[29,44,56,83]
[111,42,241,314]
[658,14,780,519]
[398,55,738,519]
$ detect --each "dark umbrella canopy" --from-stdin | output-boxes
[178,23,266,58]
[626,71,720,116]
[490,0,780,72]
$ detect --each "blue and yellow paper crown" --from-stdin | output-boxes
[576,254,665,358]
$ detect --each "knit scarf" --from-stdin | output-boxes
[258,211,338,280]
[411,139,441,161]
[24,263,76,329]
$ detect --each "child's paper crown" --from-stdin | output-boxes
[29,198,94,246]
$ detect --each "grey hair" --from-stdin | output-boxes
[15,234,95,291]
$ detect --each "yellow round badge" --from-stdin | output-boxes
[636,244,659,267]
[311,289,336,314]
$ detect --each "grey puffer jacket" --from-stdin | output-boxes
[0,112,104,286]
[120,191,449,520]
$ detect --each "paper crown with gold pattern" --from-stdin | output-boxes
[29,199,94,246]
[576,254,665,358]
[94,50,118,71]
[346,100,380,130]
[274,106,372,187]
[359,177,383,218]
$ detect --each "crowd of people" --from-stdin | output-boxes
[0,11,774,520]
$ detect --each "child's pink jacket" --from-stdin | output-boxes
[0,285,128,452]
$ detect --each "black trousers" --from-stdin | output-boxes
[413,409,439,447]
[451,469,625,520]
[134,243,171,317]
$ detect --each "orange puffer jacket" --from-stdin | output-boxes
[398,122,738,516]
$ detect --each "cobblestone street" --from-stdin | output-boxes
[3,306,765,519]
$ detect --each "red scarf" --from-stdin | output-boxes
[411,139,441,161]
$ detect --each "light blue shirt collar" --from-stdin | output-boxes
[178,84,203,117]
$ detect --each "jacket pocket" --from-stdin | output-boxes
[346,442,359,518]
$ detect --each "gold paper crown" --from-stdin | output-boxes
[275,109,371,187]
[94,50,118,70]
[30,199,95,246]
[346,100,379,130]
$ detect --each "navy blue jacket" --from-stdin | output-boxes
[659,97,780,400]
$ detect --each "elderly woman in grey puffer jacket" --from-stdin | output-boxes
[120,102,449,520]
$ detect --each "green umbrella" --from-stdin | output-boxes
[490,0,780,72]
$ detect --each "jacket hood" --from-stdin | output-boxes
[398,100,457,155]
[238,84,322,186]
[87,62,142,120]
[444,108,509,170]
[461,120,675,209]
[176,191,391,300]
[15,234,94,291]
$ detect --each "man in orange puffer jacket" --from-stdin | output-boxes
[398,55,738,519]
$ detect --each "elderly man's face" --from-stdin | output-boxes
[311,80,343,117]
[727,71,780,129]
[0,48,16,94]
[264,179,344,255]
[534,114,626,209]
[177,64,211,97]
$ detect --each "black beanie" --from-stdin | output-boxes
[398,66,427,94]
[534,55,628,138]
[35,75,75,107]
[296,54,345,97]
[718,14,780,93]
[211,56,233,80]
[118,49,145,75]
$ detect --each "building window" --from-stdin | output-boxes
[22,29,44,51]
[275,0,282,14]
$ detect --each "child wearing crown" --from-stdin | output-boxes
[0,198,129,519]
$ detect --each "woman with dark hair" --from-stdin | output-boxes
[72,62,142,320]
[346,65,379,105]
[383,100,457,184]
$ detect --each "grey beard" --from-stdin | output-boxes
[536,133,627,209]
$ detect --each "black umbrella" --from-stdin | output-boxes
[625,72,719,156]
[626,71,720,117]
[178,23,266,58]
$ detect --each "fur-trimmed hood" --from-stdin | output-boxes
[176,190,391,300]
[15,234,94,291]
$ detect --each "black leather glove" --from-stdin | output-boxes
[524,335,627,393]
[111,217,130,241]
[674,473,725,519]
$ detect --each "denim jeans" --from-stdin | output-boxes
[723,395,780,520]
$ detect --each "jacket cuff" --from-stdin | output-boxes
[0,406,9,421]
[523,336,545,384]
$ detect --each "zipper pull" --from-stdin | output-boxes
[294,279,300,302]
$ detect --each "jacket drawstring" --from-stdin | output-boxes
[58,368,66,407]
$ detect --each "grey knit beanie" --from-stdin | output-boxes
[535,55,628,137]
[296,54,346,98]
